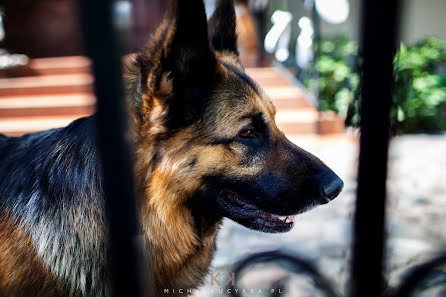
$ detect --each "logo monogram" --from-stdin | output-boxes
[210,272,235,286]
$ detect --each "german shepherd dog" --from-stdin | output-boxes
[0,0,343,296]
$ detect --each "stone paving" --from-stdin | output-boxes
[194,133,446,297]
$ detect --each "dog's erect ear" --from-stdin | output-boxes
[166,0,216,85]
[135,0,217,126]
[208,0,238,55]
[138,0,215,94]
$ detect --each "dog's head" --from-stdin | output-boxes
[131,0,343,234]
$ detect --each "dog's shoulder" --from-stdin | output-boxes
[0,115,109,296]
[0,115,101,207]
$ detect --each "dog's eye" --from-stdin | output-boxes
[239,130,255,139]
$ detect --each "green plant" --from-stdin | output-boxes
[303,36,359,124]
[303,36,446,134]
[392,38,446,133]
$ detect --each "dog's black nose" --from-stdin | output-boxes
[320,173,344,202]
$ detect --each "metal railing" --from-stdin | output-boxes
[350,0,400,296]
[78,0,148,296]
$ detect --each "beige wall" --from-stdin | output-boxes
[267,0,446,46]
[400,0,446,44]
[322,0,446,45]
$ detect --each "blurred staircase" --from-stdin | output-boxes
[0,56,344,137]
[246,67,344,136]
[0,57,95,136]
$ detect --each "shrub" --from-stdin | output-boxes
[303,36,446,134]
[392,38,446,133]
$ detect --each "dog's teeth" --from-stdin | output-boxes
[278,216,287,221]
[285,218,292,224]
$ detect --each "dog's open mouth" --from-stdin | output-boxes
[217,191,296,233]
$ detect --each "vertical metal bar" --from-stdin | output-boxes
[349,1,401,297]
[311,0,321,81]
[311,0,322,134]
[77,0,146,296]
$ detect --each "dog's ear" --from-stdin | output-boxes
[135,0,216,126]
[165,0,216,85]
[208,0,238,55]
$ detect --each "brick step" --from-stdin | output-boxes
[0,109,343,137]
[276,109,345,135]
[246,67,291,87]
[28,56,92,76]
[246,68,313,109]
[0,93,95,118]
[246,67,284,79]
[0,110,343,137]
[0,64,343,136]
[0,74,93,96]
[0,115,91,137]
[276,109,318,134]
[272,97,311,110]
[266,86,312,109]
[318,110,345,135]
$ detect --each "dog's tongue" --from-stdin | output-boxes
[287,215,296,222]
[226,193,297,223]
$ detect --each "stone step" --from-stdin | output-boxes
[0,73,93,96]
[318,111,346,135]
[246,67,313,109]
[276,109,345,135]
[28,56,91,76]
[0,110,343,137]
[0,107,343,136]
[266,86,312,109]
[0,115,91,137]
[0,93,95,118]
[276,109,318,134]
[0,62,344,136]
[246,67,294,88]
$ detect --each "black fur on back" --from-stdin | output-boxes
[0,115,110,296]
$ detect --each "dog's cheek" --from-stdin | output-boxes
[195,143,229,165]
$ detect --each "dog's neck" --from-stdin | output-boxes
[133,130,222,295]
[138,190,222,294]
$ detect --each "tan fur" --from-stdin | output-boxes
[0,212,69,297]
[0,3,339,297]
[134,122,222,292]
[126,2,290,294]
[131,54,284,295]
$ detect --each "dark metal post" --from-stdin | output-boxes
[78,0,147,296]
[350,1,401,297]
[311,0,322,134]
[311,0,321,75]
